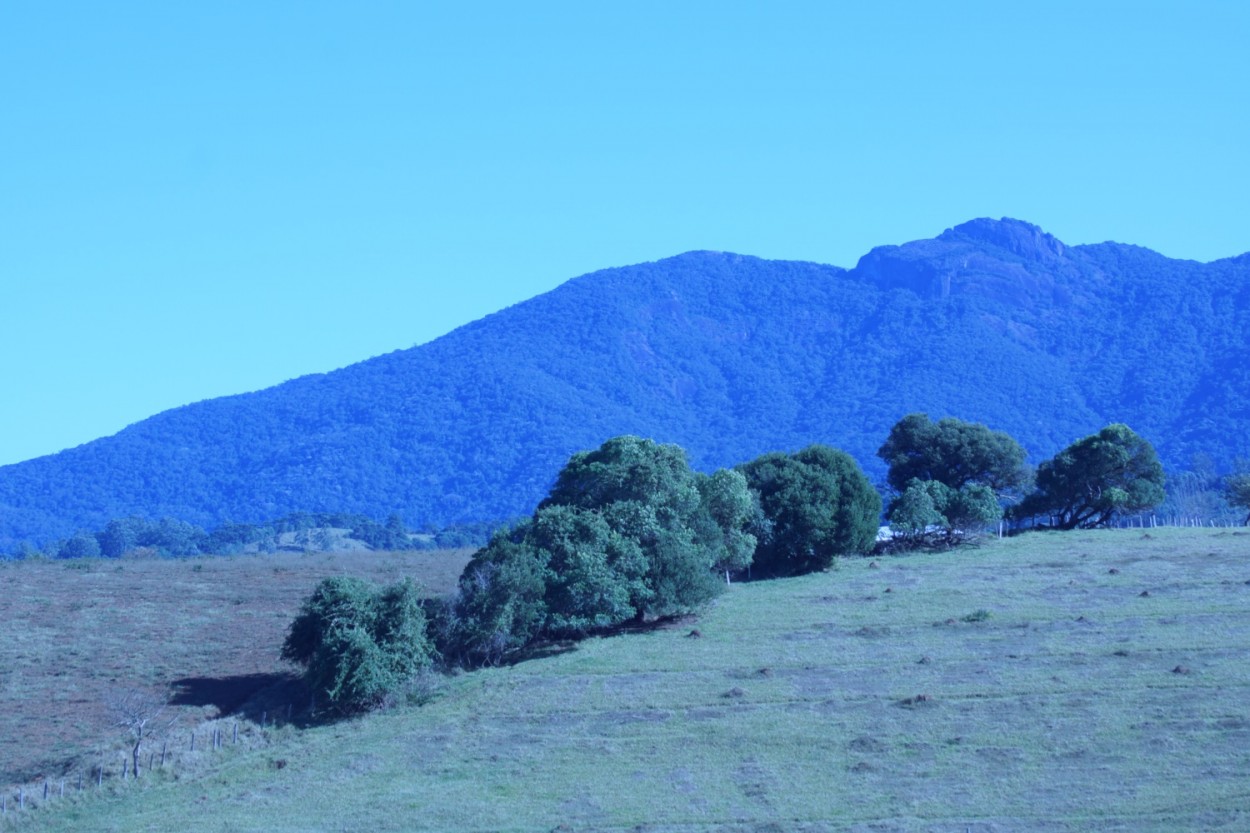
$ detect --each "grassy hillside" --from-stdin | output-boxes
[0,549,473,787]
[7,529,1249,831]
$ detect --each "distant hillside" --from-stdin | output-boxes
[3,218,1249,549]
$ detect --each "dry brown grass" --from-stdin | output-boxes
[0,548,472,786]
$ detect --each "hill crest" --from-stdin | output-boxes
[2,219,1248,549]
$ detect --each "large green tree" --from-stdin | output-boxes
[737,445,880,577]
[447,436,755,665]
[878,414,1027,547]
[1014,424,1165,529]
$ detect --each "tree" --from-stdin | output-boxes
[445,535,552,666]
[878,414,1026,549]
[445,436,755,665]
[58,533,100,559]
[694,468,759,583]
[878,413,1029,495]
[282,577,436,713]
[107,688,173,778]
[886,478,1002,547]
[1226,473,1250,526]
[885,480,945,546]
[737,445,880,577]
[539,435,739,616]
[524,504,649,636]
[1014,424,1165,529]
[98,517,145,558]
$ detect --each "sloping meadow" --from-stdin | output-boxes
[14,529,1250,832]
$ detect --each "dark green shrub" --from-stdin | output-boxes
[282,576,436,713]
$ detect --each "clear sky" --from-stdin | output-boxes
[2,1,1248,467]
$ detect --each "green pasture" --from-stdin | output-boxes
[10,529,1250,832]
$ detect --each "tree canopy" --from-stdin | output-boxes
[877,414,1023,548]
[1014,424,1165,529]
[737,445,880,576]
[886,478,1002,547]
[878,413,1029,495]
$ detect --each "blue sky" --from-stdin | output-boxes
[3,1,1248,466]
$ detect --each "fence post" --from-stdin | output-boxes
[43,781,48,800]
[60,779,65,798]
[233,722,238,744]
[190,732,195,752]
[98,764,103,789]
[261,711,267,730]
[161,739,168,767]
[18,787,24,811]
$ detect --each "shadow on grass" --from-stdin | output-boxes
[170,672,303,720]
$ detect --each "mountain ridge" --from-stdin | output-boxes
[3,218,1248,549]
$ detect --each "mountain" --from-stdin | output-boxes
[3,218,1248,550]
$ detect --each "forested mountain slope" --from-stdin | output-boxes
[3,218,1248,549]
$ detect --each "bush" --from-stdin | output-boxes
[282,577,436,713]
[737,445,880,577]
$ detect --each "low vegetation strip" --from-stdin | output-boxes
[10,529,1249,832]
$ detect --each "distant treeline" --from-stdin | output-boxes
[5,512,514,560]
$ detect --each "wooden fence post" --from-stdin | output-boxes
[233,722,238,744]
[161,739,168,766]
[190,732,195,752]
[43,781,48,800]
[98,764,103,788]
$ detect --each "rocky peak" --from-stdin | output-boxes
[939,217,1066,260]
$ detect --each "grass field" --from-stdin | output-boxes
[5,529,1250,831]
[0,549,473,787]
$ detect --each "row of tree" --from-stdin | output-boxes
[283,435,884,710]
[15,512,502,561]
[876,416,1185,545]
[280,416,1214,713]
[260,416,1247,714]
